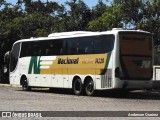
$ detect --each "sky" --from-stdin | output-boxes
[5,0,110,8]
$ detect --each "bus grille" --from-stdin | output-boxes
[101,69,112,88]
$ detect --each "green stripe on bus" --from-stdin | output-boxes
[105,52,112,69]
[100,52,112,75]
[28,56,41,74]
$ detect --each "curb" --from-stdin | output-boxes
[0,84,21,88]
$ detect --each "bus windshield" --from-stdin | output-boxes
[119,32,152,80]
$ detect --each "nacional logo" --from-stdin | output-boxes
[58,57,79,64]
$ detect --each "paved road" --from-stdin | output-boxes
[0,85,160,119]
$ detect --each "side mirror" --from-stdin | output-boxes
[4,51,10,63]
[3,66,8,73]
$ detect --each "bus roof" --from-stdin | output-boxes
[16,28,151,43]
[48,31,98,37]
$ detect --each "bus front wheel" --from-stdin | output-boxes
[73,78,84,95]
[85,79,94,96]
[21,78,31,91]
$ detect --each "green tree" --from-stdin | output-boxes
[91,0,106,20]
[66,0,92,31]
[0,4,24,54]
[0,0,5,7]
[88,5,123,31]
[112,0,160,44]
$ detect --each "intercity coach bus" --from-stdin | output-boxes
[9,28,153,96]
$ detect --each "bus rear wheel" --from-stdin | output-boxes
[73,78,84,95]
[22,78,31,91]
[85,79,94,96]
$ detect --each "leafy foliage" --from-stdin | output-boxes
[88,5,123,31]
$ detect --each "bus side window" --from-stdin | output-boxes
[51,39,63,55]
[66,38,78,55]
[20,43,25,57]
[32,45,39,56]
[76,47,79,54]
[76,42,79,54]
[26,45,31,56]
[60,48,63,55]
[45,43,53,56]
[85,47,89,53]
[85,42,94,54]
[49,43,54,55]
[38,49,42,56]
[45,49,50,55]
[79,37,94,54]
[94,35,115,54]
[20,42,30,57]
[38,41,46,56]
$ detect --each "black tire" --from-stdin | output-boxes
[73,78,84,95]
[22,78,31,91]
[85,79,94,96]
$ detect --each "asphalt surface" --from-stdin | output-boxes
[0,84,160,120]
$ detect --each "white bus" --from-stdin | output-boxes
[9,28,153,96]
